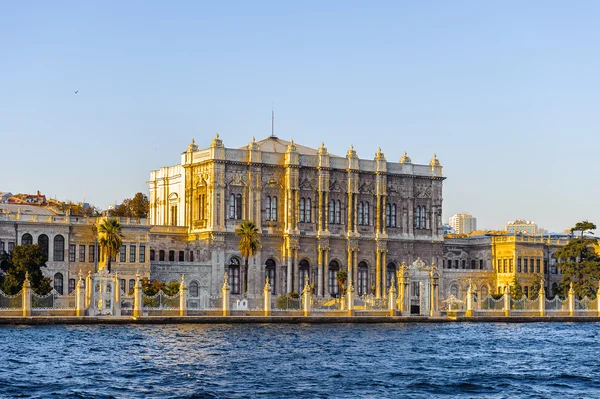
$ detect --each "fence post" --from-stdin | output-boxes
[133,271,143,318]
[264,277,272,316]
[429,266,440,317]
[538,280,546,317]
[113,271,121,316]
[222,272,230,316]
[302,275,311,316]
[388,276,397,316]
[22,272,31,317]
[85,271,92,309]
[568,282,575,316]
[503,286,511,317]
[75,271,85,316]
[466,283,474,317]
[179,274,187,317]
[347,279,355,316]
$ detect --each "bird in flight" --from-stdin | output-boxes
[74,90,79,94]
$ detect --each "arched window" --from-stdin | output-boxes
[150,249,155,261]
[38,234,49,260]
[415,206,421,228]
[169,250,175,262]
[391,204,397,227]
[385,203,391,227]
[265,259,276,294]
[358,201,364,226]
[229,194,236,219]
[450,284,458,298]
[271,196,278,221]
[335,200,341,224]
[299,198,305,222]
[22,233,33,246]
[524,286,529,299]
[364,202,369,225]
[386,262,397,292]
[265,196,271,221]
[298,259,310,292]
[328,260,340,297]
[481,285,489,298]
[471,260,476,269]
[68,278,76,294]
[178,251,184,262]
[53,235,64,261]
[420,206,426,228]
[159,250,165,262]
[357,261,368,296]
[229,257,241,294]
[53,273,64,295]
[305,198,311,223]
[328,199,335,224]
[236,194,242,219]
[189,281,199,297]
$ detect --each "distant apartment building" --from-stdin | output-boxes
[449,213,477,234]
[505,220,545,235]
[5,190,47,206]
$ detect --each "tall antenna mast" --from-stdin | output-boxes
[271,103,275,138]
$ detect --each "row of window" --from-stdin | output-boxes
[497,258,553,274]
[229,258,399,297]
[149,249,195,263]
[443,259,487,270]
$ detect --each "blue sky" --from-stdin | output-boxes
[1,1,599,232]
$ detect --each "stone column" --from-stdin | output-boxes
[568,282,575,317]
[85,271,92,309]
[222,272,231,316]
[347,192,353,235]
[179,274,187,317]
[292,248,298,293]
[324,192,329,232]
[113,272,121,317]
[347,279,355,316]
[353,195,358,234]
[318,191,323,232]
[388,276,397,316]
[375,194,381,235]
[317,246,323,297]
[302,275,311,316]
[286,245,293,294]
[429,270,440,317]
[382,250,387,298]
[22,272,31,317]
[375,249,381,298]
[382,195,387,235]
[264,277,272,316]
[503,286,511,317]
[133,272,143,318]
[75,272,85,317]
[466,283,473,317]
[324,249,330,297]
[347,247,353,281]
[353,250,358,288]
[538,281,546,317]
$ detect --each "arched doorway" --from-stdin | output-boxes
[21,233,33,246]
[386,262,397,293]
[328,260,340,297]
[357,261,368,296]
[54,273,64,295]
[38,234,49,261]
[298,259,310,292]
[265,259,276,294]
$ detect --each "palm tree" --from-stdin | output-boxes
[98,218,124,273]
[236,220,261,295]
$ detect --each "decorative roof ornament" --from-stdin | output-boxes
[375,147,385,160]
[318,142,328,155]
[248,136,260,151]
[346,144,357,159]
[429,153,441,168]
[188,138,198,152]
[399,151,412,164]
[211,133,224,148]
[286,138,297,153]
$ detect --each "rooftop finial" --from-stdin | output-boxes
[271,104,276,138]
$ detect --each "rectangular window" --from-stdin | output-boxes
[89,245,95,262]
[130,245,136,262]
[139,245,146,263]
[120,245,126,262]
[479,259,484,269]
[455,259,459,269]
[517,258,522,273]
[179,251,184,262]
[543,260,548,274]
[169,250,175,262]
[328,269,339,296]
[189,250,194,262]
[68,279,76,294]
[461,260,466,269]
[69,244,76,262]
[120,279,125,294]
[79,245,85,262]
[0,241,4,254]
[536,259,541,273]
[524,258,528,273]
[128,279,135,294]
[530,259,535,273]
[509,259,513,273]
[8,242,14,254]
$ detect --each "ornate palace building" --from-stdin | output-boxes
[148,134,445,299]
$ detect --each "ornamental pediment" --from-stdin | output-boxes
[299,178,316,191]
[228,173,247,187]
[415,186,431,198]
[358,182,374,194]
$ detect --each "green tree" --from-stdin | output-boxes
[529,274,543,299]
[0,244,52,295]
[336,270,348,297]
[57,201,101,217]
[510,275,523,299]
[112,192,149,218]
[98,218,124,273]
[555,221,600,298]
[235,220,261,295]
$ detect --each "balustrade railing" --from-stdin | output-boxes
[0,290,22,310]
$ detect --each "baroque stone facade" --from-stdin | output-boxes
[148,135,445,299]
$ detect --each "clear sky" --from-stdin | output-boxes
[1,1,599,233]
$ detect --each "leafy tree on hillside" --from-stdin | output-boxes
[0,245,52,295]
[111,192,150,218]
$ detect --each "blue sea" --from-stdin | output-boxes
[1,323,599,398]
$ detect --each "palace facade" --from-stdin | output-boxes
[148,135,446,299]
